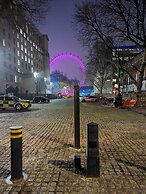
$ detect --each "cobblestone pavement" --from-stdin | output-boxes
[0,99,146,194]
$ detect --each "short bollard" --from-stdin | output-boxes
[74,154,81,172]
[86,122,100,177]
[10,126,23,180]
[6,126,27,184]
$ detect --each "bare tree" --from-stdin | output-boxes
[0,0,51,23]
[86,42,112,93]
[74,0,146,93]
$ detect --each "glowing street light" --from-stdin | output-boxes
[33,72,38,78]
[33,72,39,95]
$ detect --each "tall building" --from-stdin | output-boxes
[112,45,142,94]
[0,14,50,98]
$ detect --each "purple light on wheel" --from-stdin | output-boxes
[50,53,86,86]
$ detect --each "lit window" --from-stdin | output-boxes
[17,33,19,39]
[2,39,6,46]
[24,40,26,46]
[28,51,30,56]
[28,58,30,63]
[17,68,20,72]
[20,29,23,34]
[18,59,20,66]
[31,53,33,58]
[21,45,23,51]
[21,53,24,59]
[25,48,27,54]
[26,24,28,34]
[31,60,33,65]
[136,73,138,81]
[33,42,35,47]
[15,75,18,83]
[17,42,19,47]
[31,47,33,51]
[25,56,27,62]
[24,32,26,38]
[17,50,20,56]
[31,67,34,72]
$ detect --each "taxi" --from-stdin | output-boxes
[0,95,31,111]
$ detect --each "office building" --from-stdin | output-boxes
[0,14,50,98]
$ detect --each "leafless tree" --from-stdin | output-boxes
[0,0,51,24]
[86,42,112,93]
[74,0,146,93]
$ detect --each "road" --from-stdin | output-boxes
[0,98,146,193]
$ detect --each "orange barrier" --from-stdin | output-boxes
[123,99,136,108]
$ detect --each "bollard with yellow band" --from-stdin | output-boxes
[10,126,23,181]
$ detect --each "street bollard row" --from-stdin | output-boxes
[5,88,99,184]
[74,85,100,177]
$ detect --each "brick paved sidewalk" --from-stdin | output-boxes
[0,100,146,194]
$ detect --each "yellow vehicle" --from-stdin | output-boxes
[0,95,31,111]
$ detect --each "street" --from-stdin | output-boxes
[0,99,146,193]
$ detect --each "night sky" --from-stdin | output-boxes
[38,0,88,81]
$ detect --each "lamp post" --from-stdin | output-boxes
[34,72,38,96]
[44,77,47,95]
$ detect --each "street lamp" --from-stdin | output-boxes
[33,72,39,95]
[44,77,47,95]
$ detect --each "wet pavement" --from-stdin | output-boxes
[0,99,146,194]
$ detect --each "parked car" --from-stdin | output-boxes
[81,95,98,102]
[32,96,50,103]
[0,95,31,111]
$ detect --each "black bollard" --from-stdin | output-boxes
[74,154,81,172]
[10,126,23,181]
[74,85,80,149]
[86,122,100,177]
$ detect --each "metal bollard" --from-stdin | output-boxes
[10,126,23,181]
[74,85,80,149]
[86,122,100,177]
[74,154,81,172]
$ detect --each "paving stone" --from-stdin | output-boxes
[0,100,146,193]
